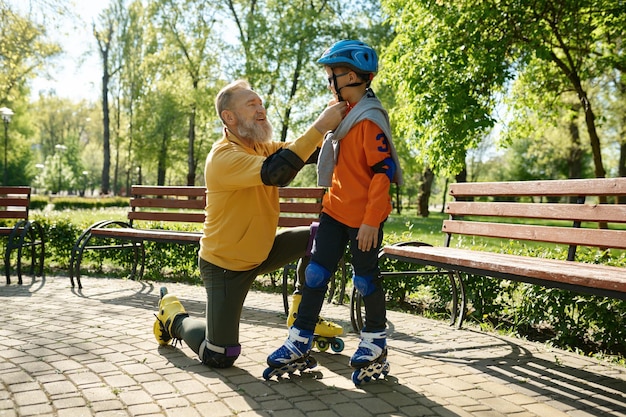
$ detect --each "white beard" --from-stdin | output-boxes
[236,116,273,144]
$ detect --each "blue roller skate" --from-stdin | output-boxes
[349,330,390,386]
[263,326,317,380]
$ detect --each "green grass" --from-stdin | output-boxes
[384,209,448,246]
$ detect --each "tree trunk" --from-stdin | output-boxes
[417,167,434,217]
[617,76,626,204]
[567,107,583,180]
[395,184,402,214]
[95,21,113,195]
[280,41,304,143]
[187,101,196,186]
[113,96,121,195]
[101,61,111,195]
[157,131,167,186]
[617,139,626,204]
[549,52,605,179]
[440,177,449,214]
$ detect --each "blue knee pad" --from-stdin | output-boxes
[353,274,377,297]
[305,261,331,289]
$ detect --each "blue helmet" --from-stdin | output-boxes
[317,40,378,74]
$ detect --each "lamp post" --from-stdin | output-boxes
[0,107,14,185]
[55,144,67,194]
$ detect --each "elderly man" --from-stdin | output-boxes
[152,80,347,368]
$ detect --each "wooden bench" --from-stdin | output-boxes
[69,185,205,288]
[1,186,45,284]
[69,185,328,290]
[351,178,626,331]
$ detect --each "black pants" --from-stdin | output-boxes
[171,226,310,355]
[295,213,387,333]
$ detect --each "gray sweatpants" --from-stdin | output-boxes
[171,226,310,356]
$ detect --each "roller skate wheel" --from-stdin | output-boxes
[352,369,363,386]
[263,367,275,380]
[330,338,344,353]
[316,338,329,352]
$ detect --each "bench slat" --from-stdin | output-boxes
[278,217,319,228]
[279,201,323,214]
[279,187,325,199]
[0,197,30,207]
[0,209,28,220]
[449,178,626,197]
[130,198,206,210]
[128,212,206,223]
[382,245,626,295]
[446,201,626,223]
[92,227,202,243]
[0,186,31,195]
[442,220,626,249]
[131,185,205,197]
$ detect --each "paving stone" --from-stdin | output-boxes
[1,275,625,416]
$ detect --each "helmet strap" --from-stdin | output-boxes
[332,73,366,102]
[331,73,345,102]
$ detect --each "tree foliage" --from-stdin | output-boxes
[381,0,625,180]
[0,1,61,103]
[1,0,624,200]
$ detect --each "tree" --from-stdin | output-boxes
[382,0,511,177]
[381,0,625,182]
[0,2,61,104]
[221,0,391,144]
[148,0,222,186]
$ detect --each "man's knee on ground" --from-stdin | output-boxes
[199,340,241,368]
[305,261,331,289]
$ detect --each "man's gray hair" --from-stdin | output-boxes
[215,80,251,124]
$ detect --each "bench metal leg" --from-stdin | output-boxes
[350,286,364,333]
[136,242,145,280]
[453,271,467,329]
[281,263,296,315]
[15,229,25,285]
[69,220,140,289]
[446,271,458,327]
[4,243,10,285]
[25,222,45,278]
[349,268,468,333]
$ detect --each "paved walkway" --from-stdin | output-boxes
[1,275,625,417]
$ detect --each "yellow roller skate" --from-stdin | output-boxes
[153,287,189,346]
[287,293,345,353]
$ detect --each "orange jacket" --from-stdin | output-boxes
[322,119,393,228]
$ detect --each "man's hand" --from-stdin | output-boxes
[356,223,378,252]
[313,101,347,134]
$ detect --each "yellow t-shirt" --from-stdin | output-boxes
[199,127,322,271]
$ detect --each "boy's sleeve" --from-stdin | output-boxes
[362,121,394,227]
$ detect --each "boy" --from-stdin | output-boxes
[265,40,403,385]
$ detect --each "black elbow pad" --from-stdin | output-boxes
[305,147,320,164]
[261,148,305,187]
